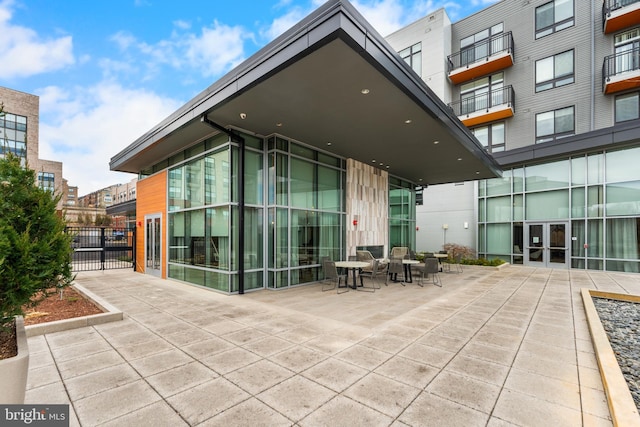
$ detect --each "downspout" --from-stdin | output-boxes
[200,115,246,294]
[590,0,595,130]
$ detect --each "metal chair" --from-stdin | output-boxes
[385,257,406,286]
[358,258,383,290]
[423,257,442,287]
[322,260,348,293]
[390,246,409,259]
[453,253,463,273]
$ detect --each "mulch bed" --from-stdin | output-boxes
[23,287,104,326]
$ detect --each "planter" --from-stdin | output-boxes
[0,316,29,404]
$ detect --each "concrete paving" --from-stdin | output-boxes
[25,265,640,426]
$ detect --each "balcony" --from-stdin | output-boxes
[447,32,514,85]
[603,0,640,34]
[602,47,640,94]
[449,85,515,127]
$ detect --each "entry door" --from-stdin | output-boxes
[145,214,162,276]
[525,222,569,268]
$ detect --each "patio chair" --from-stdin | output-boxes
[390,246,409,259]
[422,257,442,287]
[452,253,463,273]
[385,257,406,286]
[322,260,348,293]
[358,258,384,289]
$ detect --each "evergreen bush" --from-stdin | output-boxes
[0,153,74,329]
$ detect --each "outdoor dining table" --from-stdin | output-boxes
[335,260,369,289]
[402,259,419,283]
[432,253,448,272]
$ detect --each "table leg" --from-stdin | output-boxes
[404,265,413,283]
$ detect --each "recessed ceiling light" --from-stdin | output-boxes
[457,157,463,161]
[361,88,370,94]
[372,159,376,163]
[386,165,390,169]
[404,119,412,124]
[476,171,480,174]
[276,122,283,127]
[327,142,332,146]
[240,113,247,119]
[419,178,423,181]
[433,140,440,144]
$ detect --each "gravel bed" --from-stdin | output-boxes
[592,297,640,411]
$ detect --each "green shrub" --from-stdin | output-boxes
[0,153,74,329]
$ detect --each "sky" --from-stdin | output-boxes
[0,0,498,196]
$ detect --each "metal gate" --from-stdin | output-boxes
[66,226,136,271]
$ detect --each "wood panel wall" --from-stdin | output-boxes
[346,159,389,258]
[135,171,167,277]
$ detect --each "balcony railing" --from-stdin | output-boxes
[602,46,640,93]
[447,32,514,73]
[603,0,640,33]
[449,85,515,118]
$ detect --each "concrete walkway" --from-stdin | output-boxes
[25,265,640,426]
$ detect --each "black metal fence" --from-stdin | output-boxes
[447,32,514,73]
[66,226,136,272]
[602,46,640,90]
[448,85,515,117]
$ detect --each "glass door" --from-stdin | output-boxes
[145,214,162,276]
[525,222,569,268]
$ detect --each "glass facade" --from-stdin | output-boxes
[389,176,416,250]
[478,145,640,272]
[162,132,348,292]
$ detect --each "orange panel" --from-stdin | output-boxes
[136,171,167,277]
[461,107,514,127]
[449,54,514,85]
[604,77,640,94]
[604,8,640,34]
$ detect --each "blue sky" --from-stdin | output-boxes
[0,0,497,195]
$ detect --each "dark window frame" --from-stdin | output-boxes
[535,0,574,39]
[535,105,575,143]
[535,49,575,92]
[614,91,640,123]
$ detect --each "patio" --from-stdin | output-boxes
[24,265,640,426]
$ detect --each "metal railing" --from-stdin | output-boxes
[66,226,136,271]
[447,32,514,73]
[603,0,640,18]
[448,85,515,117]
[602,46,640,90]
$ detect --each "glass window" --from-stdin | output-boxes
[486,174,511,196]
[535,50,574,92]
[571,156,586,185]
[290,158,315,209]
[526,190,569,219]
[399,42,422,76]
[615,92,639,123]
[606,146,640,182]
[487,196,511,222]
[606,181,640,216]
[317,165,341,211]
[606,218,640,262]
[572,187,585,218]
[486,223,511,254]
[0,111,27,161]
[535,106,574,143]
[525,159,570,191]
[472,122,505,153]
[244,150,263,206]
[513,194,524,221]
[587,185,604,217]
[37,172,55,192]
[460,24,504,66]
[536,0,574,39]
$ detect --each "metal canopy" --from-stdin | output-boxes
[110,0,501,185]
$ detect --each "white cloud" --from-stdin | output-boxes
[184,21,246,77]
[0,0,74,79]
[38,82,182,195]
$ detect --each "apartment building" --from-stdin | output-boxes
[387,0,640,272]
[0,86,66,211]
